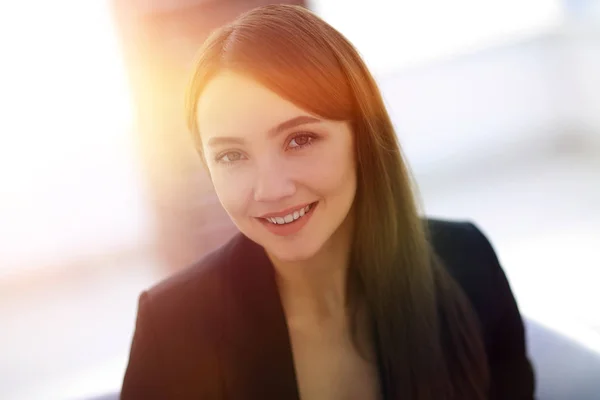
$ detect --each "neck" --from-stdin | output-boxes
[269,215,354,325]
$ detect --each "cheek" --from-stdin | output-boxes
[209,167,253,216]
[304,140,356,192]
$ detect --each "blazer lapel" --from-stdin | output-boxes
[220,234,300,400]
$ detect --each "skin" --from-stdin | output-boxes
[196,71,381,399]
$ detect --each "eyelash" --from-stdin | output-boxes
[214,131,317,165]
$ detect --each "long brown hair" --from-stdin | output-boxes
[186,5,489,399]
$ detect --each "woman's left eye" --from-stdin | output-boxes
[287,133,315,150]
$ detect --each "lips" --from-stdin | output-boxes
[264,203,312,225]
[259,202,314,219]
[257,201,318,237]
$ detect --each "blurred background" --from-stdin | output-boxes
[1,0,599,399]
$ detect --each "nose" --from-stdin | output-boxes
[252,157,296,203]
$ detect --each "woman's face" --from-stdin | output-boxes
[196,71,356,262]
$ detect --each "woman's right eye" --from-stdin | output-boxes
[215,151,244,164]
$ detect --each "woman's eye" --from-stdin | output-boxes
[216,151,243,164]
[288,133,314,149]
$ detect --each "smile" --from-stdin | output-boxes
[264,203,312,225]
[258,202,318,237]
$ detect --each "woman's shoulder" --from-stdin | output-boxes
[425,218,511,333]
[426,218,502,288]
[140,232,251,327]
[425,218,501,280]
[121,234,254,398]
[426,218,535,396]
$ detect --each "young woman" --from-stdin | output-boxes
[121,5,534,399]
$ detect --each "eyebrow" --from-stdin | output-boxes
[206,115,321,148]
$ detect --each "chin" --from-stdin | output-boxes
[265,237,324,263]
[269,248,316,263]
[242,226,327,263]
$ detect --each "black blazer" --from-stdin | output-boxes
[121,219,535,399]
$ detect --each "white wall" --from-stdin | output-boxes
[312,0,563,74]
[379,34,566,173]
[313,0,600,173]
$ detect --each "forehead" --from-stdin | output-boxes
[196,71,311,139]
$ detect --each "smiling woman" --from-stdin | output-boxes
[121,5,534,400]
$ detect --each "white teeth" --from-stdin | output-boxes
[266,203,314,225]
